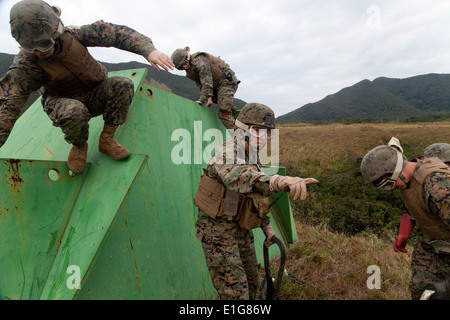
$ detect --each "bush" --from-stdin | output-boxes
[286,163,404,237]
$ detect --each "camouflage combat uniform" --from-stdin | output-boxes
[195,136,275,300]
[186,53,240,130]
[0,20,156,147]
[407,170,450,299]
[362,142,450,299]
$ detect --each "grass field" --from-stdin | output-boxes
[278,121,450,175]
[272,121,450,300]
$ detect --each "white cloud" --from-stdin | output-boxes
[2,0,450,116]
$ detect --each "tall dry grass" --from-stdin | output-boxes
[273,121,449,300]
[278,121,450,174]
[278,221,412,300]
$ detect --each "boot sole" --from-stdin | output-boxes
[99,148,131,161]
[67,163,85,174]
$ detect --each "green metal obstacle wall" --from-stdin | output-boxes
[0,68,297,300]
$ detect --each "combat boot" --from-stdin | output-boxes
[99,123,130,160]
[67,142,88,173]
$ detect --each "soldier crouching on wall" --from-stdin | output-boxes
[1,0,174,174]
[194,103,318,300]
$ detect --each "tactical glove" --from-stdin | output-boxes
[269,175,318,201]
[262,224,276,247]
[393,211,415,253]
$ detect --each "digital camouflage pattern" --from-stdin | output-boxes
[187,53,239,129]
[195,135,276,299]
[205,138,273,196]
[424,172,450,224]
[44,76,134,145]
[410,229,450,299]
[216,83,239,130]
[237,103,275,129]
[0,20,156,148]
[363,141,450,299]
[360,145,407,184]
[10,0,63,48]
[402,165,449,299]
[425,143,450,163]
[409,146,450,299]
[196,215,260,300]
[171,48,189,70]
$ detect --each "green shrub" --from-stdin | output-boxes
[286,158,404,236]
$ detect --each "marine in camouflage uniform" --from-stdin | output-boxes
[410,143,450,299]
[194,103,318,300]
[1,0,173,173]
[361,138,450,300]
[394,143,450,255]
[171,47,240,130]
[424,143,450,166]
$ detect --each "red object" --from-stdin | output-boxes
[393,211,415,253]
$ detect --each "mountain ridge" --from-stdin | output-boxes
[1,52,449,122]
[277,73,450,123]
[0,52,247,111]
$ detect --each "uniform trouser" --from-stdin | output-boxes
[409,234,450,299]
[196,214,260,300]
[43,76,134,146]
[216,81,239,130]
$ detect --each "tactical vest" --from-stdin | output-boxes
[401,157,450,240]
[24,31,108,97]
[194,170,270,230]
[185,52,228,89]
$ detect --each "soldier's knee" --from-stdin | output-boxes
[110,76,134,93]
[55,103,90,127]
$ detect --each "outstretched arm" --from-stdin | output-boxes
[72,20,174,71]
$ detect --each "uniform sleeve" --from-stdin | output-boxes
[70,20,156,60]
[424,172,450,226]
[191,54,213,103]
[208,141,274,196]
[212,162,273,195]
[0,53,48,147]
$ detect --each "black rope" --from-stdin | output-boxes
[262,236,286,300]
[269,192,285,209]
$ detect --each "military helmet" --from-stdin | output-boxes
[171,47,190,70]
[361,139,407,189]
[236,103,275,130]
[10,0,64,53]
[424,143,450,163]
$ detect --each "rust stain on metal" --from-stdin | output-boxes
[43,146,54,157]
[7,159,24,190]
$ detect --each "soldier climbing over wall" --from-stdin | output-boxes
[0,0,174,173]
[171,47,240,130]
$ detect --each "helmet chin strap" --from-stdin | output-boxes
[390,150,404,184]
[386,137,405,189]
[388,137,404,153]
[235,119,249,131]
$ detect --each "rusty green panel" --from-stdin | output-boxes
[0,159,89,300]
[0,68,296,300]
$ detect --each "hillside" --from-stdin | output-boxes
[276,121,450,300]
[0,52,247,111]
[4,51,450,124]
[278,74,450,123]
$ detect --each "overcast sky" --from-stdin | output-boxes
[1,0,450,116]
